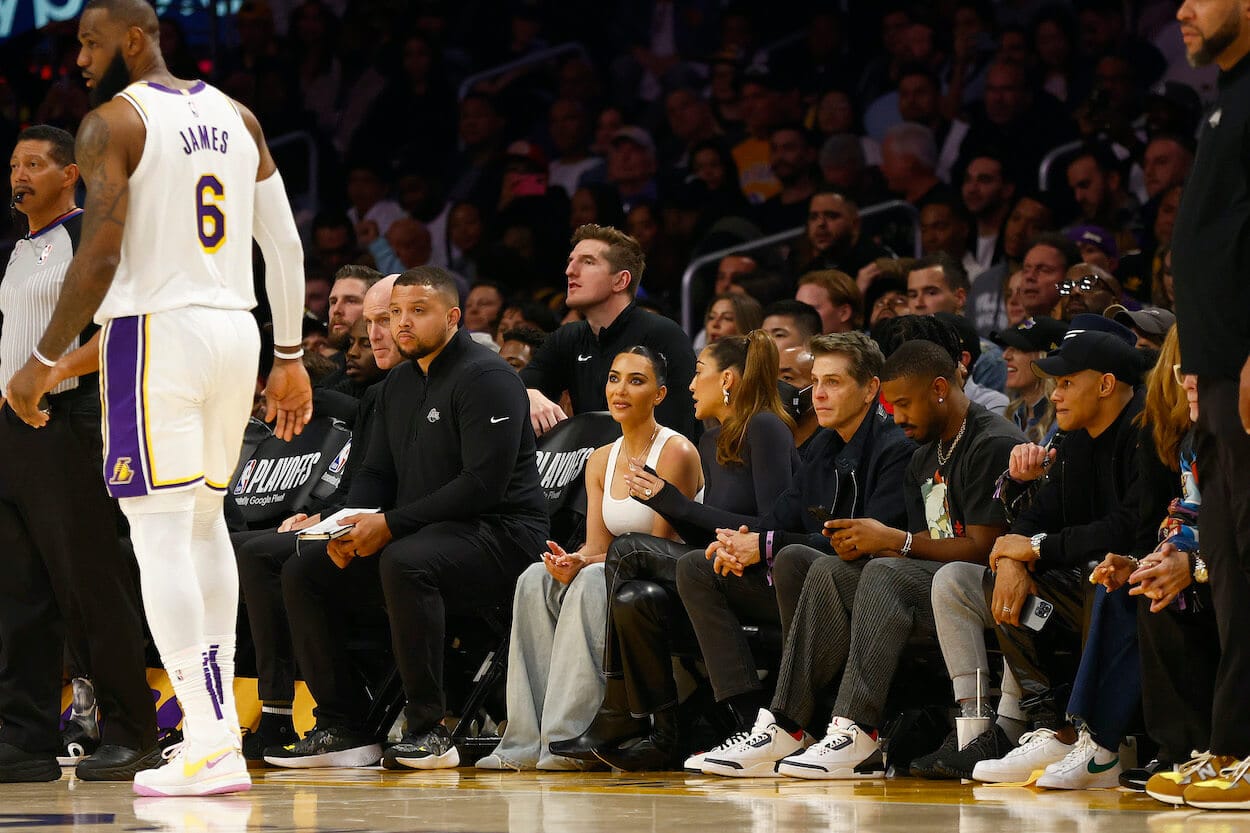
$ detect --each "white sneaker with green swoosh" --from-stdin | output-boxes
[1035,727,1121,789]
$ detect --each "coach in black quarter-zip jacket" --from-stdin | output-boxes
[275,266,548,771]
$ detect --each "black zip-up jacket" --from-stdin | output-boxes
[757,404,915,557]
[520,303,698,439]
[1010,388,1144,572]
[1173,53,1250,379]
[348,329,549,540]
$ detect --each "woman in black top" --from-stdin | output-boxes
[549,330,799,770]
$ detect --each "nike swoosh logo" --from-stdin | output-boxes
[577,354,592,361]
[1087,756,1120,774]
[490,416,509,424]
[183,748,233,778]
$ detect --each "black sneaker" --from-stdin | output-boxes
[75,744,163,781]
[382,725,460,771]
[0,742,60,783]
[263,726,382,769]
[57,720,101,766]
[909,728,961,779]
[242,720,298,761]
[1120,758,1167,791]
[933,724,1013,780]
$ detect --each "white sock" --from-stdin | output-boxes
[206,633,239,733]
[161,644,230,743]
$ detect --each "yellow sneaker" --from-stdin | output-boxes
[1146,753,1237,806]
[1184,757,1250,810]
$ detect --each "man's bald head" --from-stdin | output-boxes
[364,275,400,369]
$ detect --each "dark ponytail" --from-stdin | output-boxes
[712,330,794,467]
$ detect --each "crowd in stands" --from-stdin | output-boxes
[11,0,1250,813]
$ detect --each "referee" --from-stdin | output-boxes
[0,125,157,782]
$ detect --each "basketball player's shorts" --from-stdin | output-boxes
[99,306,261,499]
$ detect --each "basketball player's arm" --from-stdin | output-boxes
[47,331,102,387]
[237,103,312,441]
[6,105,134,427]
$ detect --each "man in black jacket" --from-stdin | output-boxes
[1169,0,1250,810]
[268,266,548,771]
[922,326,1144,781]
[676,332,914,767]
[522,224,697,439]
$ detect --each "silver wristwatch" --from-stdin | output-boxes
[1030,533,1047,559]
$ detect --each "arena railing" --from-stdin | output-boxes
[1037,139,1083,191]
[679,199,921,335]
[458,42,591,100]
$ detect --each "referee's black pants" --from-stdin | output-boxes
[282,519,541,735]
[0,394,155,753]
[1195,377,1250,758]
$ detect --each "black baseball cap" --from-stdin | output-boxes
[1031,329,1142,383]
[1066,312,1136,346]
[991,316,1068,353]
[1104,304,1177,338]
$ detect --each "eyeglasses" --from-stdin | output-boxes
[873,295,910,312]
[1059,275,1108,296]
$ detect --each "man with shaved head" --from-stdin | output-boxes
[234,274,399,761]
[4,0,312,796]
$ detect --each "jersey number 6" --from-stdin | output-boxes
[196,174,226,252]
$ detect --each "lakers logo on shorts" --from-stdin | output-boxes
[110,457,136,485]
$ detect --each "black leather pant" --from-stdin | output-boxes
[603,533,696,717]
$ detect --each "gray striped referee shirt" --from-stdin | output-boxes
[0,208,91,395]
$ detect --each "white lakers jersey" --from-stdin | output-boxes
[96,80,261,324]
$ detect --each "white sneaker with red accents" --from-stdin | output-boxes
[777,716,884,780]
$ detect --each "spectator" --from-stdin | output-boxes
[755,125,819,234]
[797,191,888,278]
[688,139,751,229]
[966,193,1060,336]
[498,327,546,372]
[817,134,890,208]
[732,69,784,204]
[960,59,1077,180]
[1065,224,1119,274]
[1031,5,1089,107]
[960,150,1016,276]
[894,65,970,183]
[703,293,763,345]
[447,92,507,207]
[464,282,506,335]
[1004,269,1028,327]
[480,346,702,771]
[607,127,660,212]
[312,212,360,273]
[776,344,821,456]
[569,184,627,232]
[1064,144,1142,248]
[662,87,722,180]
[547,98,605,197]
[865,274,911,328]
[326,266,374,352]
[796,270,862,335]
[918,196,974,269]
[1141,134,1194,203]
[991,315,1068,444]
[880,122,949,208]
[1105,306,1177,353]
[678,332,913,770]
[1059,263,1122,320]
[496,299,559,343]
[345,161,406,237]
[1019,233,1082,318]
[761,299,823,351]
[521,225,697,439]
[445,201,485,281]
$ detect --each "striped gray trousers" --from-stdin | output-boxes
[771,546,942,731]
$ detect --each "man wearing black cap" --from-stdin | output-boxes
[920,321,1146,780]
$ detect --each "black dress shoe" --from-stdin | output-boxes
[0,742,60,783]
[1120,758,1168,791]
[548,709,648,762]
[75,744,164,781]
[592,709,678,772]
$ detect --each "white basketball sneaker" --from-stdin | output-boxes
[132,731,251,798]
[777,716,884,780]
[972,728,1073,784]
[700,709,806,777]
